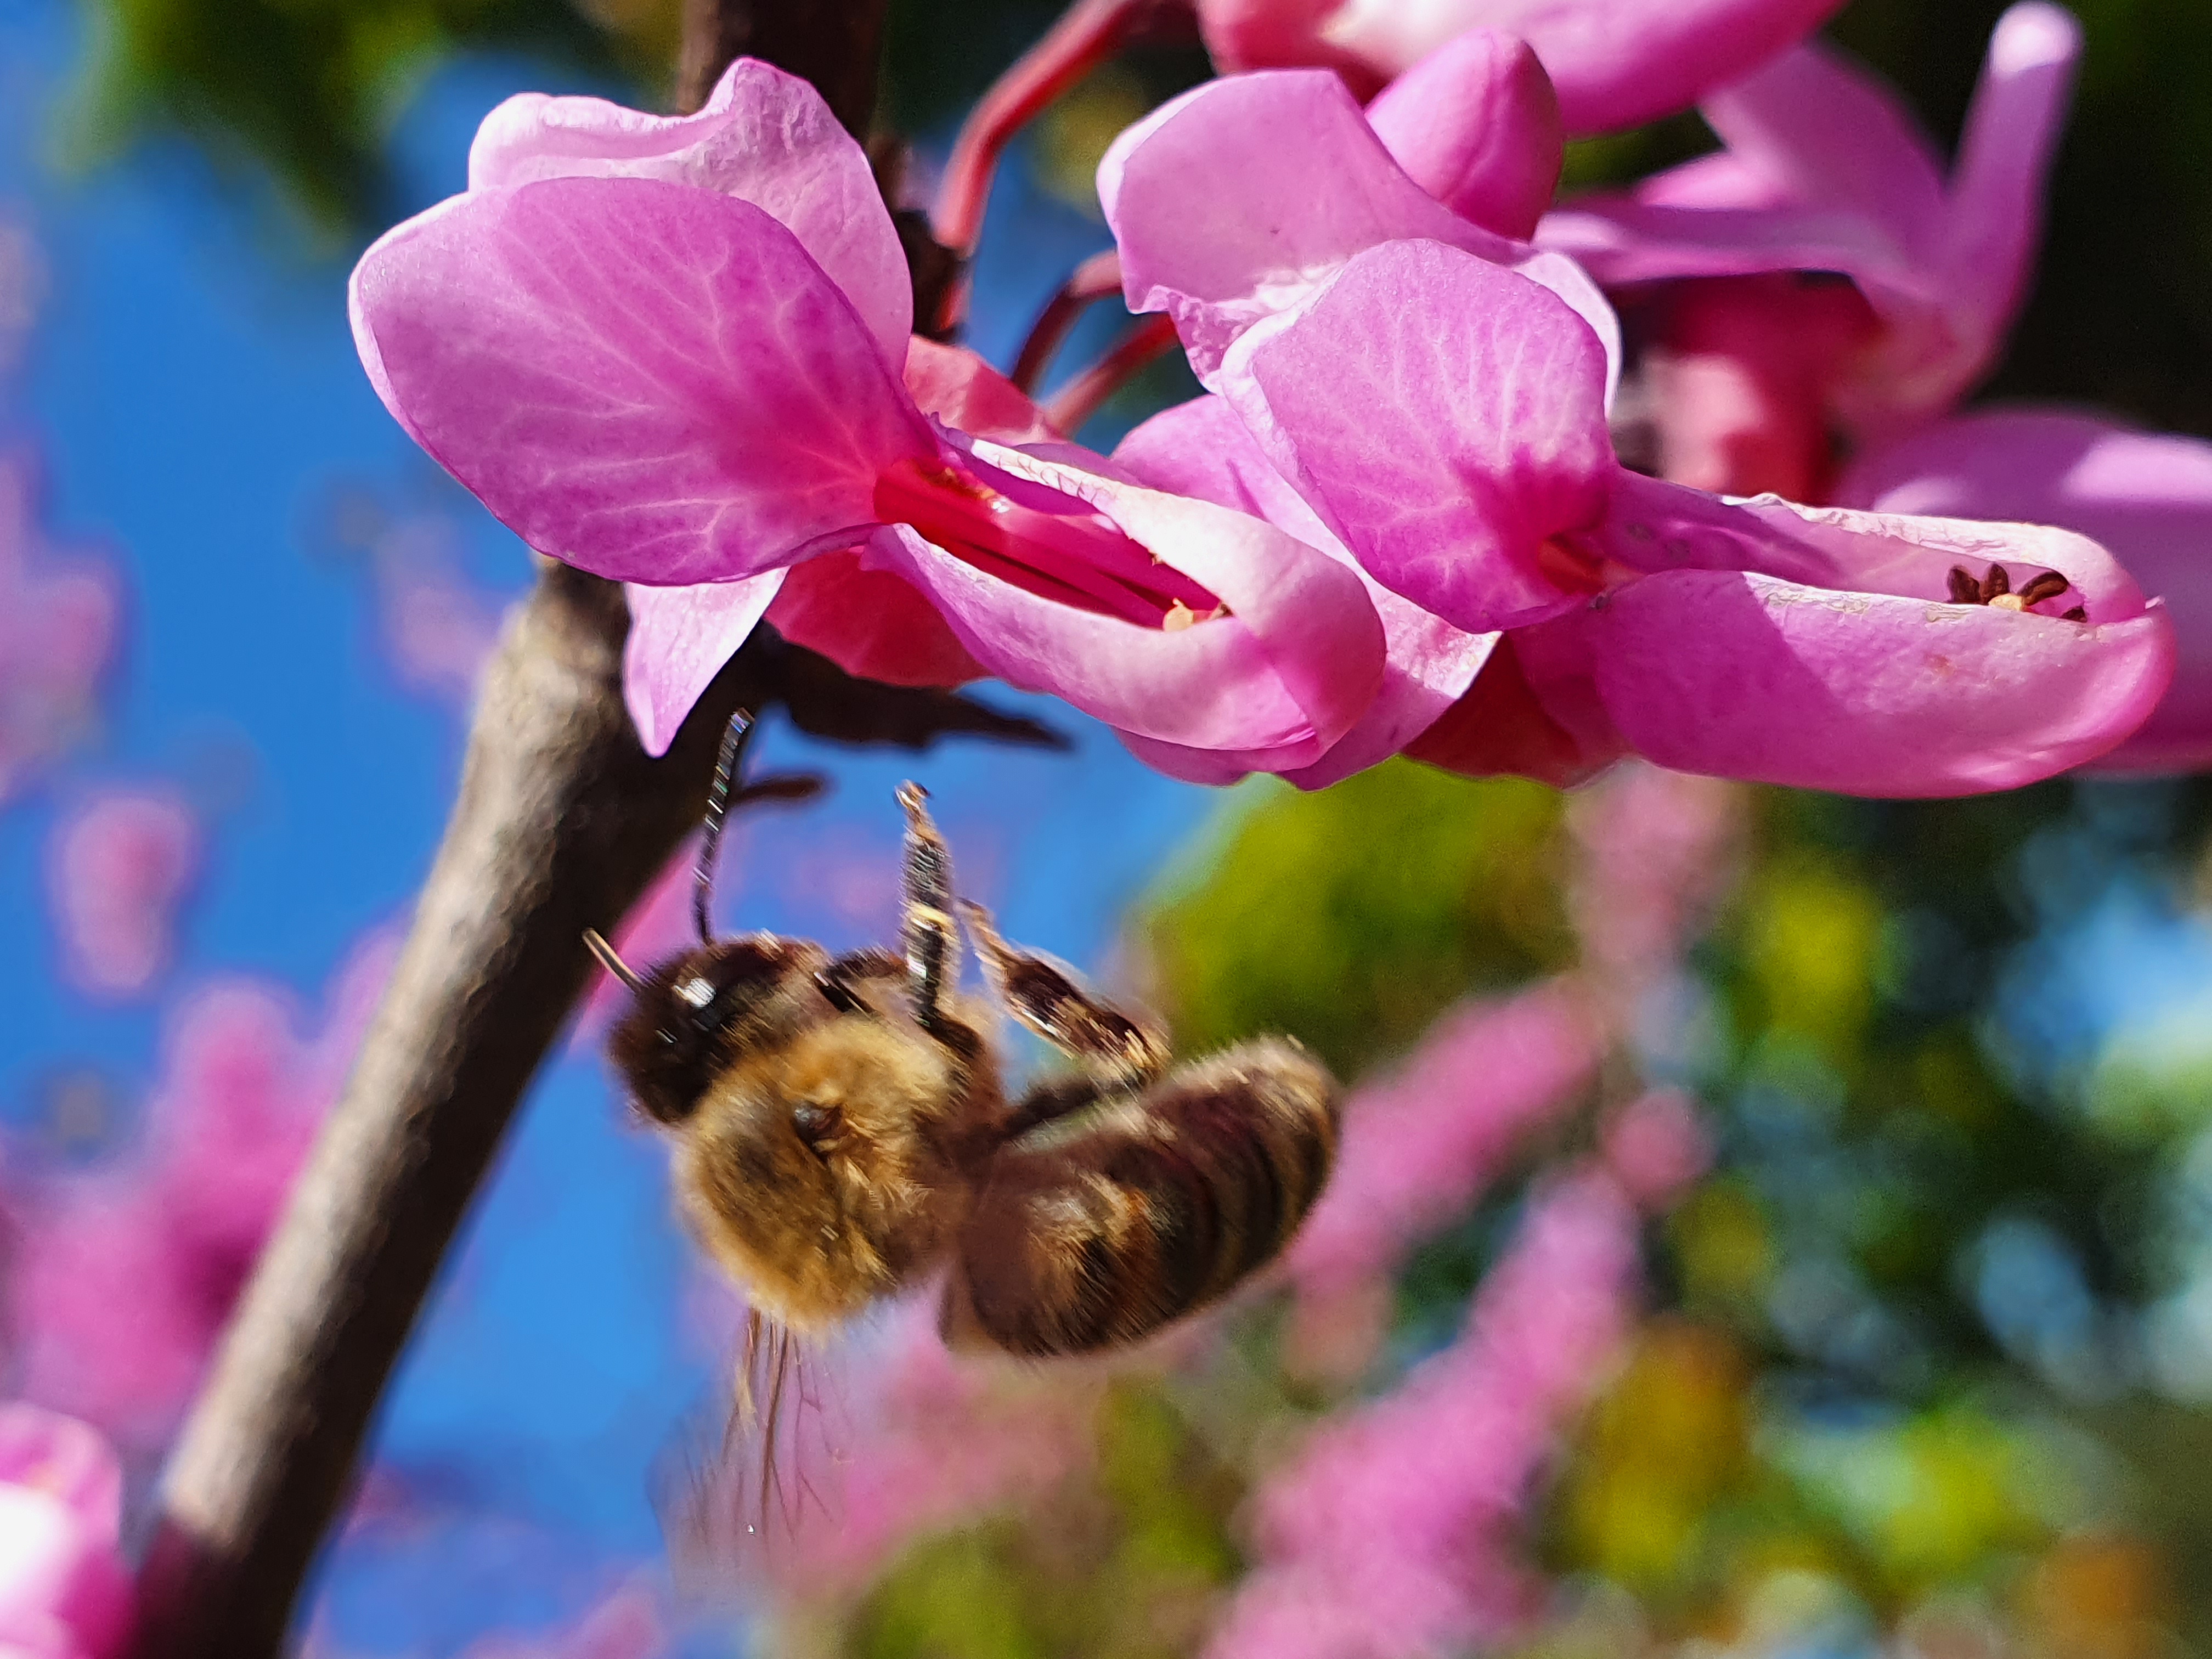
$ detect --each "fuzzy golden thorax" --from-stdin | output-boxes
[673,1013,984,1331]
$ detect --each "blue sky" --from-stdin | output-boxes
[0,2,1216,1647]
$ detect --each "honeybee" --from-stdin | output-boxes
[585,714,1340,1369]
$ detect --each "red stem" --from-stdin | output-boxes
[1043,313,1181,436]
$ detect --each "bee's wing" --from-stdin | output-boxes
[652,1307,853,1598]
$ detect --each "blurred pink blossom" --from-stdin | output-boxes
[459,1582,664,1659]
[677,1296,1099,1602]
[0,1403,132,1659]
[0,455,119,808]
[1567,762,1742,993]
[1600,1090,1711,1210]
[46,789,200,1000]
[364,512,507,707]
[0,216,46,379]
[1287,982,1598,1302]
[1211,1170,1643,1659]
[6,934,396,1447]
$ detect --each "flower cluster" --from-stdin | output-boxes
[350,0,2196,798]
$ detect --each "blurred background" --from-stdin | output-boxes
[4,0,2212,1654]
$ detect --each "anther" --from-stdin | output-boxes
[1946,563,2086,623]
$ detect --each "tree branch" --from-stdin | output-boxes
[129,7,1054,1654]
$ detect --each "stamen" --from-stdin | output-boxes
[874,456,1226,628]
[1946,562,2086,623]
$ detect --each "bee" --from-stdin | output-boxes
[585,713,1340,1367]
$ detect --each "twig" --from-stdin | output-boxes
[1011,249,1126,395]
[926,0,1189,335]
[128,4,1060,1652]
[1042,312,1179,436]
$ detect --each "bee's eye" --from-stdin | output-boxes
[792,1101,843,1155]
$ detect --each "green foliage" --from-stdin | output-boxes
[71,0,655,234]
[838,1381,1242,1659]
[1140,760,1573,1081]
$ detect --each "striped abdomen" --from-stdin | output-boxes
[947,1037,1339,1356]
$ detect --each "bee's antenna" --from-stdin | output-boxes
[583,927,646,993]
[696,710,755,946]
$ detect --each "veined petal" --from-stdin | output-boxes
[1841,409,2212,774]
[1117,393,1494,787]
[1363,31,1562,239]
[469,58,910,359]
[1318,0,1849,134]
[1577,567,2175,795]
[1234,239,1613,633]
[349,176,934,586]
[1098,70,1618,391]
[623,571,787,757]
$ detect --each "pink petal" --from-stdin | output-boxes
[1363,31,1561,239]
[1234,239,1613,633]
[1700,40,1947,257]
[766,550,988,689]
[861,438,1387,761]
[1840,409,2212,775]
[1098,69,1617,390]
[1638,274,1878,499]
[468,58,911,360]
[622,571,787,757]
[350,176,933,586]
[1115,393,1493,787]
[1404,631,1628,788]
[901,338,1057,446]
[1576,565,2175,795]
[0,1406,130,1659]
[1939,3,2081,359]
[1319,0,1848,134]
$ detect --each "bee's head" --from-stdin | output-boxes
[606,934,832,1127]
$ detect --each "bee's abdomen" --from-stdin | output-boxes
[950,1037,1338,1357]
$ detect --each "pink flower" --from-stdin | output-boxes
[8,937,393,1445]
[351,61,1386,772]
[1195,0,1847,136]
[1109,220,2174,794]
[0,1405,132,1659]
[1542,3,2080,489]
[1098,63,1617,403]
[46,788,200,1000]
[1838,410,2212,775]
[0,456,118,808]
[1207,1170,1641,1659]
[1285,983,1598,1299]
[674,1295,1097,1601]
[460,1583,664,1659]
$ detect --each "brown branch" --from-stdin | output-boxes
[128,6,1059,1655]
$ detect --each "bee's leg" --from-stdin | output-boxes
[958,900,1169,1090]
[895,783,962,1035]
[814,946,902,1014]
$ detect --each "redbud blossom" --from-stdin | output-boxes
[1111,221,2174,794]
[1542,3,2082,490]
[0,1405,132,1659]
[351,61,1385,772]
[1196,0,1847,136]
[1841,411,2212,775]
